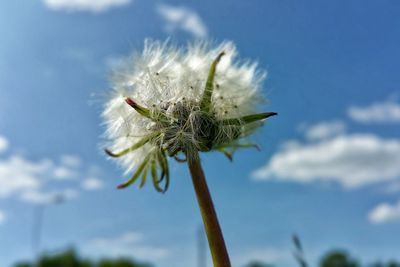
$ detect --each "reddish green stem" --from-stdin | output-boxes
[187,152,231,267]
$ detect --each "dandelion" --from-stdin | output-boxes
[102,40,276,267]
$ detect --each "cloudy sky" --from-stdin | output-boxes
[1,1,400,266]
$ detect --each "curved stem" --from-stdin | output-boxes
[187,152,231,267]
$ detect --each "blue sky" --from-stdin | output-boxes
[1,0,400,266]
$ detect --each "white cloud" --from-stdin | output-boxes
[0,210,6,224]
[91,232,143,247]
[0,136,8,153]
[82,177,103,191]
[20,189,78,205]
[0,156,49,198]
[253,134,400,188]
[348,100,400,123]
[303,121,346,141]
[53,166,77,180]
[368,201,400,224]
[87,232,168,260]
[20,190,58,205]
[0,136,102,204]
[42,0,132,13]
[0,155,81,200]
[157,4,208,38]
[60,155,81,168]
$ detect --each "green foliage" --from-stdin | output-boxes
[320,251,359,267]
[290,235,400,267]
[245,261,274,267]
[320,251,400,267]
[14,263,32,267]
[14,249,152,267]
[97,258,152,267]
[370,261,400,267]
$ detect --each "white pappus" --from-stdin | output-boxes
[102,39,277,192]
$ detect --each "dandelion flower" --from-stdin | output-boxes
[103,40,276,191]
[102,39,276,266]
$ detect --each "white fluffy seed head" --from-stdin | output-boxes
[103,39,267,173]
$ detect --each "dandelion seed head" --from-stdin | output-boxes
[102,39,275,188]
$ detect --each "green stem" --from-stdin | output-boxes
[187,152,231,267]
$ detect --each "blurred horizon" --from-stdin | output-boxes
[11,246,400,267]
[1,1,400,267]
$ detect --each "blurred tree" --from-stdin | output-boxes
[320,251,359,267]
[370,261,400,267]
[38,249,81,267]
[14,249,151,267]
[14,263,32,267]
[98,258,151,267]
[244,261,273,267]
